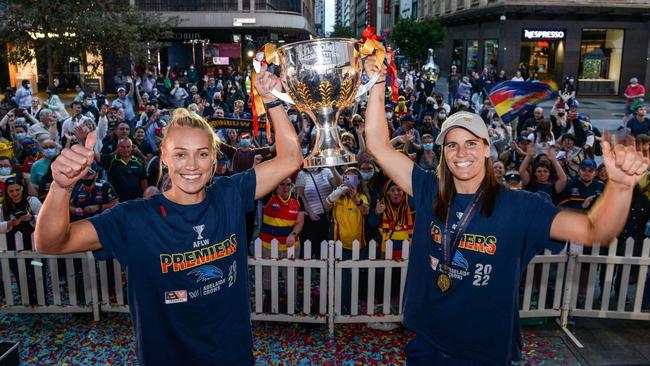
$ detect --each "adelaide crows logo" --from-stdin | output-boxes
[187,265,224,283]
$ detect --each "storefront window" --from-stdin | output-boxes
[579,29,624,94]
[466,40,479,72]
[452,40,464,73]
[483,40,498,72]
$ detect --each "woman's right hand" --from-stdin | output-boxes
[51,132,96,189]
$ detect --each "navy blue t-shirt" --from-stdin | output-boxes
[403,165,563,365]
[89,170,256,366]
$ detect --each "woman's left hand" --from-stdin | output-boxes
[21,213,33,222]
[602,141,650,189]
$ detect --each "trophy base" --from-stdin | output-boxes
[303,152,357,168]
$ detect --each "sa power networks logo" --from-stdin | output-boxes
[165,290,188,304]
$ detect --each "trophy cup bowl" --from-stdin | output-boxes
[270,38,379,167]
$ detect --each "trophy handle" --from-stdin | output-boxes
[270,89,296,105]
[355,73,380,99]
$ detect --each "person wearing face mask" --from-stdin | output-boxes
[14,80,33,110]
[0,156,19,205]
[415,134,438,172]
[18,137,42,175]
[30,139,58,191]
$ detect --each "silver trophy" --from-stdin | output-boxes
[270,38,379,167]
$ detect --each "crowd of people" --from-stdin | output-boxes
[0,62,648,306]
[0,49,646,365]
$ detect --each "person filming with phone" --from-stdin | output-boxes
[327,167,370,313]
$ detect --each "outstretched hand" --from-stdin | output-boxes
[51,131,97,189]
[601,140,649,189]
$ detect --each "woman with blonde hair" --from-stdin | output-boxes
[34,65,302,365]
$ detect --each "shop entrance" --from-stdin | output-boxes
[519,41,561,81]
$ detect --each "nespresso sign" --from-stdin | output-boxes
[522,29,566,40]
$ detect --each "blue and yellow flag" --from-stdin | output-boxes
[488,81,557,122]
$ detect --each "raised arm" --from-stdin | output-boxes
[35,132,102,254]
[518,144,534,186]
[252,64,303,199]
[550,141,649,245]
[548,146,567,193]
[364,55,414,196]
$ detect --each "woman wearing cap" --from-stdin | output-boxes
[364,56,649,365]
[34,64,302,365]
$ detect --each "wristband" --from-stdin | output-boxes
[264,99,284,110]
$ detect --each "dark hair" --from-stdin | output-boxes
[433,140,499,221]
[536,120,553,143]
[70,101,82,108]
[21,80,29,87]
[2,176,29,221]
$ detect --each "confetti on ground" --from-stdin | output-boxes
[0,313,577,365]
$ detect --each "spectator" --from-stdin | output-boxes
[69,162,118,221]
[259,177,304,293]
[557,159,604,210]
[626,103,649,137]
[14,80,33,110]
[511,70,525,81]
[518,106,544,137]
[295,166,339,256]
[557,134,585,178]
[29,139,58,190]
[369,179,414,260]
[493,161,506,184]
[624,77,645,124]
[29,96,42,119]
[112,83,137,124]
[519,145,567,197]
[62,101,93,137]
[0,175,42,304]
[447,65,460,106]
[328,167,370,313]
[44,85,68,121]
[100,137,148,201]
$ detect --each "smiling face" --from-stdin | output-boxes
[443,128,490,192]
[161,127,216,202]
[492,161,505,177]
[6,182,22,203]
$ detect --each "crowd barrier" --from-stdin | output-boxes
[1,233,649,337]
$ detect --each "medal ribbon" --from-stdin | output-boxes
[441,191,483,272]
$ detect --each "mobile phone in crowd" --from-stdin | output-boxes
[343,174,359,190]
[13,211,27,219]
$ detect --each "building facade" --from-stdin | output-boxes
[425,0,650,95]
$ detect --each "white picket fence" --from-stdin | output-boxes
[1,234,649,334]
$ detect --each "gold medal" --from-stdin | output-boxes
[437,272,451,292]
